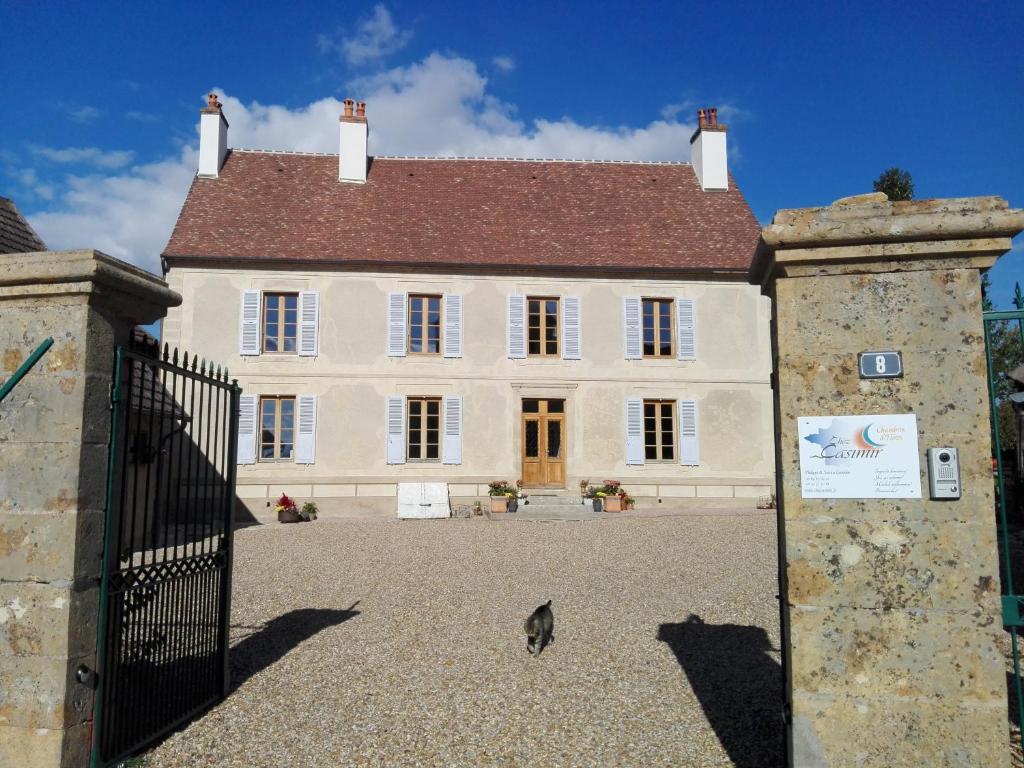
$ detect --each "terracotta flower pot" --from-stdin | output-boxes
[604,496,623,513]
[489,497,509,513]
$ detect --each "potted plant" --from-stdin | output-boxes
[592,492,605,512]
[590,480,628,512]
[579,479,590,505]
[488,481,515,513]
[597,480,622,512]
[623,494,636,511]
[275,493,300,523]
[299,501,318,521]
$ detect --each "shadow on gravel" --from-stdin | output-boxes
[230,603,360,690]
[658,614,784,768]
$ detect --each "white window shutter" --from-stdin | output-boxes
[442,395,463,465]
[623,296,641,360]
[679,399,699,465]
[443,294,463,358]
[295,395,317,464]
[239,290,261,356]
[237,394,258,465]
[386,395,406,464]
[507,294,526,359]
[298,291,319,357]
[625,397,644,465]
[677,298,696,361]
[387,292,407,357]
[562,296,581,360]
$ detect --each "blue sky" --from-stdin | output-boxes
[2,1,1022,306]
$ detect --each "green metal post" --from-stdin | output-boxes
[0,336,53,404]
[984,314,1024,737]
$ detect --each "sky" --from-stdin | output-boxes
[2,1,1022,306]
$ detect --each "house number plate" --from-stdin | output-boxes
[858,351,903,379]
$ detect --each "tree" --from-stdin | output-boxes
[873,167,914,201]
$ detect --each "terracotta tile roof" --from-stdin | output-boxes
[0,196,46,253]
[163,152,761,274]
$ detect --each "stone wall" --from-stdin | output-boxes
[756,194,1024,767]
[0,250,179,767]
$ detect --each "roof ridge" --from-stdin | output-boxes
[230,148,690,166]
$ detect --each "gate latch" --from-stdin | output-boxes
[75,664,98,689]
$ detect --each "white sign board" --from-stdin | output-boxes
[797,414,922,499]
[397,482,451,519]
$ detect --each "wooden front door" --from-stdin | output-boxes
[521,399,565,487]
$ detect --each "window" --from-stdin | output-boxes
[528,297,559,356]
[408,294,442,354]
[407,397,441,461]
[643,299,674,357]
[260,396,295,460]
[263,293,298,353]
[643,400,675,461]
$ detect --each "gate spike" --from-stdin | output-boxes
[224,366,229,380]
[182,351,189,368]
[162,342,170,362]
[190,354,198,372]
[215,364,222,379]
[200,357,206,375]
[172,347,178,365]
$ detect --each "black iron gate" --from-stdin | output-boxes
[92,333,240,766]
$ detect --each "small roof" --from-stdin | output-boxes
[0,196,46,253]
[163,151,761,276]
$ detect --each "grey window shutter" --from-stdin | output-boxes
[298,291,319,357]
[562,296,581,360]
[679,399,699,465]
[295,395,317,464]
[237,394,258,464]
[623,296,641,359]
[443,294,463,358]
[386,395,406,464]
[442,395,463,465]
[387,292,407,357]
[677,298,696,361]
[507,294,526,359]
[625,397,644,465]
[239,290,261,356]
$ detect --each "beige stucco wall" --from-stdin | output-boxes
[164,266,773,512]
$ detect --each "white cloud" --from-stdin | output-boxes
[492,56,515,73]
[13,167,55,201]
[27,51,715,276]
[66,105,102,124]
[351,53,696,160]
[29,148,197,274]
[32,146,136,169]
[319,4,412,66]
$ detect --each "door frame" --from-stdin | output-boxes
[520,398,566,488]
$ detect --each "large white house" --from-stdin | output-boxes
[162,96,773,515]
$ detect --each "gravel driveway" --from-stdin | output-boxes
[145,512,783,767]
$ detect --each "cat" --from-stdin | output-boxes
[524,599,554,656]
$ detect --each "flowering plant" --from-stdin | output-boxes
[275,493,297,515]
[488,480,516,497]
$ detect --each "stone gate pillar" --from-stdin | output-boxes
[0,250,180,767]
[754,195,1024,767]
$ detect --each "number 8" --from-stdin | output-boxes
[875,355,886,374]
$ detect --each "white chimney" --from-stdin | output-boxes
[198,93,228,178]
[339,99,369,184]
[689,107,728,191]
